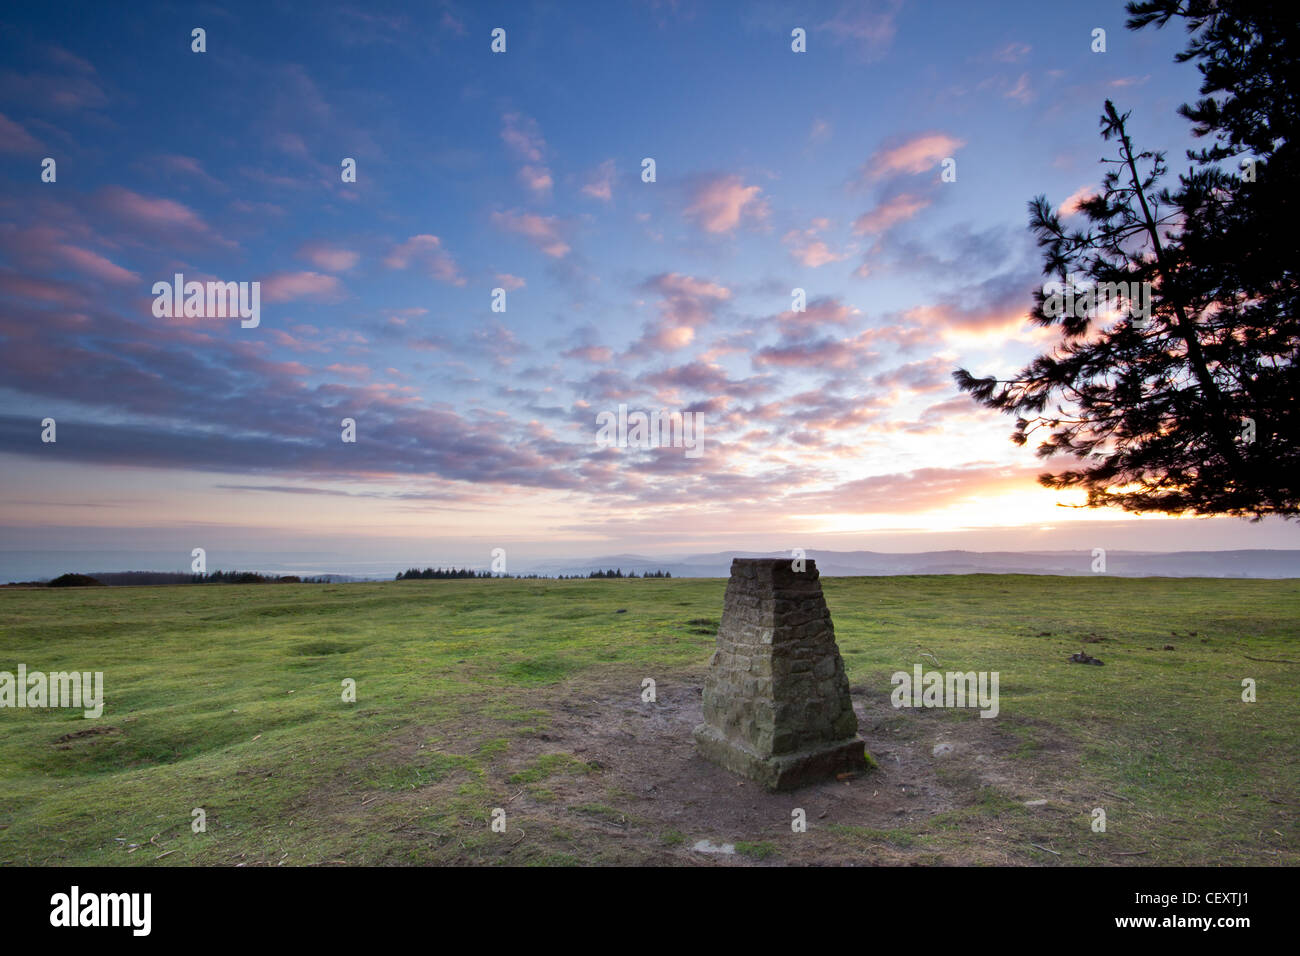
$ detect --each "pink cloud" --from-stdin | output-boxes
[297,241,360,272]
[325,363,370,379]
[441,10,467,34]
[56,244,139,284]
[792,240,844,267]
[992,42,1032,62]
[471,321,525,368]
[1060,185,1098,216]
[754,330,881,369]
[0,272,86,307]
[1005,72,1033,104]
[46,45,97,74]
[816,0,902,58]
[501,112,545,162]
[871,356,953,393]
[899,302,1045,344]
[383,234,465,285]
[639,361,763,402]
[502,113,552,195]
[581,160,615,201]
[97,186,233,247]
[271,132,311,158]
[863,133,965,180]
[648,273,731,301]
[791,464,1038,514]
[564,345,613,363]
[684,175,770,234]
[157,154,223,188]
[491,210,571,258]
[519,165,553,194]
[697,329,757,363]
[647,325,696,349]
[853,193,931,235]
[919,395,983,421]
[630,273,732,353]
[270,329,327,353]
[0,68,106,112]
[99,187,203,228]
[260,271,344,303]
[775,296,857,335]
[0,113,42,153]
[0,223,137,285]
[230,199,285,218]
[495,273,526,291]
[783,220,846,267]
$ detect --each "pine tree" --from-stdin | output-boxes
[954,2,1298,519]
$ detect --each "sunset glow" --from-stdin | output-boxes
[1,1,1294,575]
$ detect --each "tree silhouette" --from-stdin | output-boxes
[955,2,1297,518]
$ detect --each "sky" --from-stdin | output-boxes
[0,0,1296,576]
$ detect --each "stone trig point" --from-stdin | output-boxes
[693,558,868,790]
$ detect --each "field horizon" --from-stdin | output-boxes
[6,545,1300,585]
[2,573,1295,867]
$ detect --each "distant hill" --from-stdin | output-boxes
[524,549,1300,579]
[2,570,355,587]
[5,551,1298,584]
[46,573,103,587]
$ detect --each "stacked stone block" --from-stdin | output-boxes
[693,558,868,790]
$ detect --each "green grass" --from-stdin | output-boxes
[735,840,779,860]
[0,575,1296,865]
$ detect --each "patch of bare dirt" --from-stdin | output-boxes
[349,667,1089,866]
[53,725,120,746]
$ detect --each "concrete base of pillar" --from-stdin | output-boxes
[693,722,869,791]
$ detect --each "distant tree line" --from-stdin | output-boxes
[45,573,104,587]
[32,570,329,588]
[527,569,672,579]
[8,568,675,587]
[396,567,495,579]
[187,570,330,584]
[586,569,671,578]
[395,567,673,580]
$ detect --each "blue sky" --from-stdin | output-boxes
[1,0,1295,574]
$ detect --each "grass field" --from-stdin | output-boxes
[1,575,1296,866]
